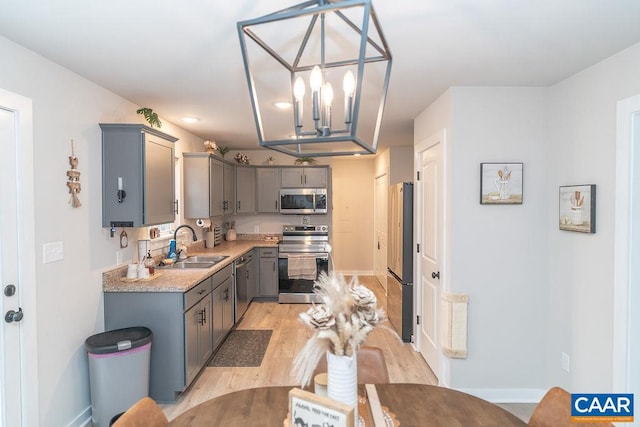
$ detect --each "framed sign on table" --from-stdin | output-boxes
[288,388,354,427]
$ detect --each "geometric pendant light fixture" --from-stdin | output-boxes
[237,0,392,157]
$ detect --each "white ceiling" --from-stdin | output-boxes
[2,0,640,151]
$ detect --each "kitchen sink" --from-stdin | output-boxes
[157,255,229,269]
[184,255,228,263]
[171,261,217,269]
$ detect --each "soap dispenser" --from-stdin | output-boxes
[144,250,155,275]
[168,239,178,261]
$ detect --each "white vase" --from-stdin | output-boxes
[327,351,358,423]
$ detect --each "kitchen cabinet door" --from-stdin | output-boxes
[259,257,278,297]
[183,153,223,218]
[256,167,280,213]
[213,276,234,348]
[101,123,177,227]
[280,167,327,188]
[223,162,235,215]
[303,167,327,187]
[222,279,234,333]
[184,303,201,384]
[212,283,225,349]
[209,158,224,217]
[235,166,256,214]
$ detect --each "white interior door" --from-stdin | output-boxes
[415,131,444,381]
[374,173,388,290]
[0,88,38,426]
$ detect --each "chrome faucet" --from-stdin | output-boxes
[174,225,198,242]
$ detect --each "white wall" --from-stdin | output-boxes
[546,41,640,392]
[416,87,549,396]
[0,36,204,426]
[414,41,640,399]
[331,158,375,274]
[448,87,550,393]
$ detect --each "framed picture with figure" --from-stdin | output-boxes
[559,184,596,233]
[480,163,523,204]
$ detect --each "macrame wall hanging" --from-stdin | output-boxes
[66,139,82,207]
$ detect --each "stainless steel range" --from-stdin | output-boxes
[278,225,330,303]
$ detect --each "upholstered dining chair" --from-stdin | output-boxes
[313,346,390,385]
[528,387,614,427]
[111,397,168,427]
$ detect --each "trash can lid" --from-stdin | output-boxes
[84,326,152,354]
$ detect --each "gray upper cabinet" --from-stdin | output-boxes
[256,167,280,213]
[101,124,177,227]
[280,167,327,188]
[235,166,256,214]
[223,162,235,215]
[183,153,227,218]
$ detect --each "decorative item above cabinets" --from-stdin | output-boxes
[100,123,178,228]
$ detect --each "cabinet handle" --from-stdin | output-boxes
[237,201,241,211]
[300,175,303,185]
[174,200,179,215]
[273,261,276,272]
[275,200,278,210]
[202,307,207,324]
[304,175,307,185]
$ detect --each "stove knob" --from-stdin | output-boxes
[320,225,328,232]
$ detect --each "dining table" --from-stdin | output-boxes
[168,383,528,426]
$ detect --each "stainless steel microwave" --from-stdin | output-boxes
[279,188,327,214]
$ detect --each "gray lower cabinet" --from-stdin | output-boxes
[212,273,234,349]
[258,247,278,298]
[184,287,213,385]
[104,264,233,403]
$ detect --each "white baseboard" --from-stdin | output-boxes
[455,388,546,403]
[66,406,92,427]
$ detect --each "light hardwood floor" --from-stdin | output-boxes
[161,276,437,421]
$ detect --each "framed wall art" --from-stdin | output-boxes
[480,163,523,204]
[559,184,596,233]
[289,388,354,427]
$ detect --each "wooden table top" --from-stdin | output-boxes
[168,383,527,426]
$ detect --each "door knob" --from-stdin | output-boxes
[5,308,23,323]
[432,271,440,279]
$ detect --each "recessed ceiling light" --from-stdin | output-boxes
[354,153,361,157]
[181,117,199,123]
[273,101,292,109]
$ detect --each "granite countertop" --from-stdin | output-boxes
[102,239,279,293]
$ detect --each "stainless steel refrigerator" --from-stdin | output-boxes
[387,182,413,342]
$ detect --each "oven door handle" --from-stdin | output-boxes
[279,253,329,260]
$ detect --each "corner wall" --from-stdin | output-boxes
[546,41,640,392]
[0,36,204,426]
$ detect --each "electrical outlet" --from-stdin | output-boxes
[116,251,123,265]
[254,225,260,233]
[43,241,64,263]
[562,352,570,372]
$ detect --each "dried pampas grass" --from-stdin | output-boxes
[292,272,386,387]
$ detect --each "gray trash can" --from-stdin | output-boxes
[85,326,152,427]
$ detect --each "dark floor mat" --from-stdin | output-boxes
[209,329,273,367]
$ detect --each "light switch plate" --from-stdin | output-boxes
[43,241,64,263]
